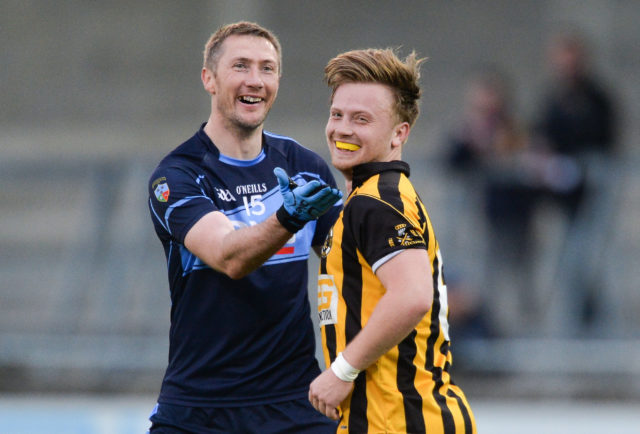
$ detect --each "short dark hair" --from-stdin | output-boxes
[203,21,282,75]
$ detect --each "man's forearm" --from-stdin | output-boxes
[342,289,428,370]
[219,214,294,278]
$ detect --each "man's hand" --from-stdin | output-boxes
[274,167,342,232]
[308,368,354,421]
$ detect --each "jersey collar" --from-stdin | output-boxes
[197,122,220,157]
[352,161,411,189]
[196,122,269,164]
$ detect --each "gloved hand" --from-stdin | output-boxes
[274,167,342,233]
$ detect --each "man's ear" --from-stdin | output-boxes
[391,122,411,148]
[201,67,216,94]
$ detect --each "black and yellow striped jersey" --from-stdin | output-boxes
[319,161,476,434]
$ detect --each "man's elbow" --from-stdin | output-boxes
[412,291,433,319]
[203,255,249,280]
[222,262,249,280]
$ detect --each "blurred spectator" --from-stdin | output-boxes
[534,30,617,219]
[445,68,540,337]
[446,270,493,341]
[532,30,619,335]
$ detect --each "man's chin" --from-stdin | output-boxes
[331,158,356,173]
[232,116,268,133]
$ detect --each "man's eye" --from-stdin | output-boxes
[330,112,342,119]
[234,63,247,69]
[263,65,275,72]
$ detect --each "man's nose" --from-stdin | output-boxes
[333,121,353,137]
[245,67,264,88]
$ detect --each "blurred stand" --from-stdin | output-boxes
[1,2,639,404]
[0,155,169,393]
[443,28,622,343]
[0,130,637,402]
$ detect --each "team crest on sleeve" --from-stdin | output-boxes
[152,177,170,202]
[388,223,424,247]
[320,228,333,258]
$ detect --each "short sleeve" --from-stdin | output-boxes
[148,166,217,243]
[344,195,426,270]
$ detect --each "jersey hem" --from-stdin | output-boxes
[157,388,309,408]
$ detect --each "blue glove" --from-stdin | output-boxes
[274,167,342,232]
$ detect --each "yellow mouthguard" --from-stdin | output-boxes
[336,141,361,151]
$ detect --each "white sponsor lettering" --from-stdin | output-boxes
[236,183,268,195]
[318,274,339,326]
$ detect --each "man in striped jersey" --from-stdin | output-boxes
[309,48,476,433]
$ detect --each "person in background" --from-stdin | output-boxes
[309,48,476,433]
[535,29,617,218]
[532,29,619,334]
[147,21,342,433]
[446,68,537,337]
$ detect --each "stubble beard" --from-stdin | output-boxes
[219,101,270,139]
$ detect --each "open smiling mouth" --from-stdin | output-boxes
[238,96,263,104]
[336,141,361,151]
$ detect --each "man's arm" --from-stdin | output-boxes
[184,168,342,280]
[339,248,433,368]
[184,211,294,279]
[309,248,433,420]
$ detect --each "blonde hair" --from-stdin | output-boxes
[203,21,282,75]
[325,48,425,126]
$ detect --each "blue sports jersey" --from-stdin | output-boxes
[148,124,342,407]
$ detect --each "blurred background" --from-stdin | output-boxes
[1,0,639,432]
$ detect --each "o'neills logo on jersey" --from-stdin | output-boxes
[235,183,267,195]
[152,177,170,202]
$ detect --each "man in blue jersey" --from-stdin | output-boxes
[147,21,342,433]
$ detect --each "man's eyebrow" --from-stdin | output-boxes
[335,108,371,116]
[229,55,276,62]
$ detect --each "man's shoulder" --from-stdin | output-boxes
[157,132,208,169]
[148,131,209,185]
[351,173,418,211]
[263,131,321,159]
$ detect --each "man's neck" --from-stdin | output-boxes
[340,169,353,195]
[203,117,263,160]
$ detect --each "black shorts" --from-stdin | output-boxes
[147,397,338,433]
